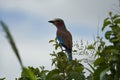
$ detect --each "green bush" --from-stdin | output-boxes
[87,12,120,80]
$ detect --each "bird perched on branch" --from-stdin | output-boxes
[48,18,72,60]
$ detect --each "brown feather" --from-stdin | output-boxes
[57,29,72,52]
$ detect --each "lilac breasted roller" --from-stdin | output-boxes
[48,18,72,60]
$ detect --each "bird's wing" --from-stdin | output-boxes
[57,30,72,52]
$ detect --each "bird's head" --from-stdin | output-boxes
[48,18,66,30]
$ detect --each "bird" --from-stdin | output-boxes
[48,18,73,60]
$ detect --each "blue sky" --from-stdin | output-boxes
[0,0,119,79]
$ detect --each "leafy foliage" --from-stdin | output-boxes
[48,51,85,80]
[17,66,48,80]
[87,12,120,80]
[16,37,85,80]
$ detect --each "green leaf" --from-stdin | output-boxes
[93,65,108,80]
[67,71,85,80]
[21,67,37,80]
[49,40,54,43]
[102,18,111,31]
[114,18,120,24]
[74,67,83,73]
[110,37,119,43]
[94,57,105,66]
[50,53,57,57]
[100,68,109,80]
[56,52,68,69]
[105,31,112,39]
[46,69,62,80]
[112,14,120,20]
[87,44,95,49]
[0,21,24,68]
[55,43,59,50]
[57,52,67,60]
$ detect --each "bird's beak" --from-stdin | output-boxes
[48,20,54,23]
[48,19,56,24]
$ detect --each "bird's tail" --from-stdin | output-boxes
[66,49,72,61]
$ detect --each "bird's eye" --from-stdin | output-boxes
[56,20,60,22]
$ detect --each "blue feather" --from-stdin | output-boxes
[57,35,72,60]
[57,35,63,44]
[57,35,67,49]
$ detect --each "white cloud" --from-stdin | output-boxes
[0,0,118,27]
